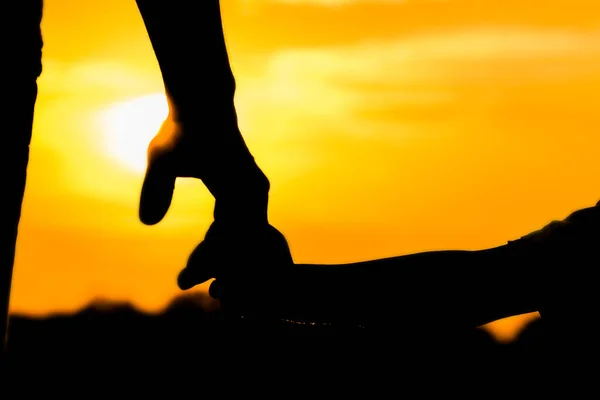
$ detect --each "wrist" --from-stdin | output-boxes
[212,158,271,224]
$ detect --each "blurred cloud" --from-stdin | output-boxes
[238,26,600,139]
[38,58,160,98]
[263,26,600,84]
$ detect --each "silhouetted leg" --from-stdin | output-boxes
[1,0,43,374]
[136,0,270,225]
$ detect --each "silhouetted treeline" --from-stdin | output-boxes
[2,292,571,393]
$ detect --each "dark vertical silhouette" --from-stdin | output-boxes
[135,0,271,225]
[1,0,43,374]
[134,0,295,297]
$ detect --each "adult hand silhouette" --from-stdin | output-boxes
[138,115,227,226]
[135,0,292,313]
[138,114,292,309]
[136,0,270,227]
[138,114,271,224]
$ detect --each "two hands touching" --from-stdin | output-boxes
[137,115,294,317]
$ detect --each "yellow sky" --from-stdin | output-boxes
[10,0,600,342]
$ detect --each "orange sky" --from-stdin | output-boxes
[9,0,600,342]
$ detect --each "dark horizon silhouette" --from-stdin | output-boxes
[2,291,580,392]
[3,0,598,388]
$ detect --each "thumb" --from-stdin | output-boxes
[177,238,217,290]
[139,152,176,225]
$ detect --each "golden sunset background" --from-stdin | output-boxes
[9,0,600,343]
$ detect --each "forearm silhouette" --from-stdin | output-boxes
[205,201,599,339]
[136,0,270,224]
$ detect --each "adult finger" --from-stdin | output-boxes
[139,150,176,225]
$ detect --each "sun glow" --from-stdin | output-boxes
[100,93,169,173]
